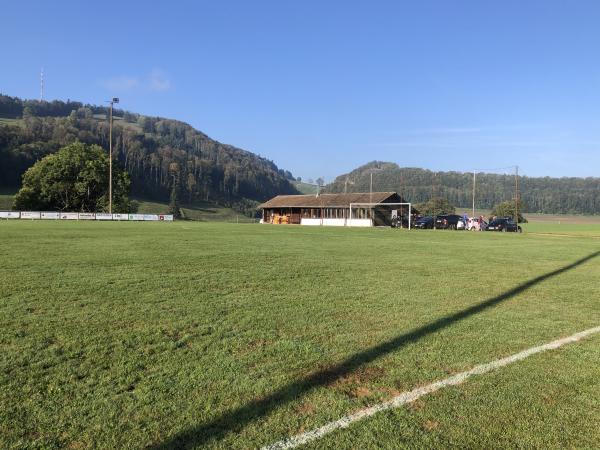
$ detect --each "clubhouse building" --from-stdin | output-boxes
[259,192,414,227]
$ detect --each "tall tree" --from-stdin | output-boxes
[13,141,130,212]
[168,162,182,219]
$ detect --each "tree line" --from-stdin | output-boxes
[326,161,600,215]
[0,95,298,213]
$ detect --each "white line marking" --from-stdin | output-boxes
[263,326,600,450]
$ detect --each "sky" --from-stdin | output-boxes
[2,1,600,182]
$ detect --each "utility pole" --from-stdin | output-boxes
[40,68,44,101]
[472,171,476,218]
[370,172,373,205]
[432,172,436,229]
[107,98,119,214]
[515,165,519,223]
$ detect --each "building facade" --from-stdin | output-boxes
[259,192,415,227]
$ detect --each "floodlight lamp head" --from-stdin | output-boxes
[112,97,119,103]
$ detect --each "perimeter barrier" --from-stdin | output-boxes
[0,211,174,221]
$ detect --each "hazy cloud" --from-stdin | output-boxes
[394,124,543,137]
[148,68,171,92]
[100,69,172,93]
[100,76,140,92]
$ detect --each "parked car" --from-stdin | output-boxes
[434,214,463,230]
[467,217,488,231]
[486,217,522,233]
[414,216,434,229]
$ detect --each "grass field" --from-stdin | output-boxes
[1,222,599,449]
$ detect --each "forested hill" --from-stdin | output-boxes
[0,94,297,208]
[326,161,600,215]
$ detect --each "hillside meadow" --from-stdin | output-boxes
[1,222,600,448]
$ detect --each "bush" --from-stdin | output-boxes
[414,197,455,216]
[490,200,528,223]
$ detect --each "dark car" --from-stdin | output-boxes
[413,216,434,229]
[486,217,522,233]
[434,214,462,230]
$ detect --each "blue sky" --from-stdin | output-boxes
[2,1,600,181]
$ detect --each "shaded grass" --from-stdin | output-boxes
[0,223,599,449]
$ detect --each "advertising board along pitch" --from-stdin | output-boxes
[2,211,174,221]
[0,211,21,219]
[21,211,41,219]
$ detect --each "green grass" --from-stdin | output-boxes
[1,223,600,449]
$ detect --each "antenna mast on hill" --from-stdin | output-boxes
[40,67,44,101]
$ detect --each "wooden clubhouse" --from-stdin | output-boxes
[259,192,415,227]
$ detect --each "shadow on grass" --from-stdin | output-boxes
[151,250,600,449]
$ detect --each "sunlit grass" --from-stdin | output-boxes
[1,222,599,449]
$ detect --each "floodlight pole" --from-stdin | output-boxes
[472,171,476,218]
[515,165,519,223]
[107,97,119,214]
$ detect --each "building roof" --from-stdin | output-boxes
[259,192,403,208]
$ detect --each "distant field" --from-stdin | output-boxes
[1,222,599,449]
[93,114,143,132]
[292,181,318,194]
[525,213,600,224]
[0,117,20,126]
[0,189,16,210]
[0,195,14,210]
[523,223,600,237]
[135,198,257,223]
